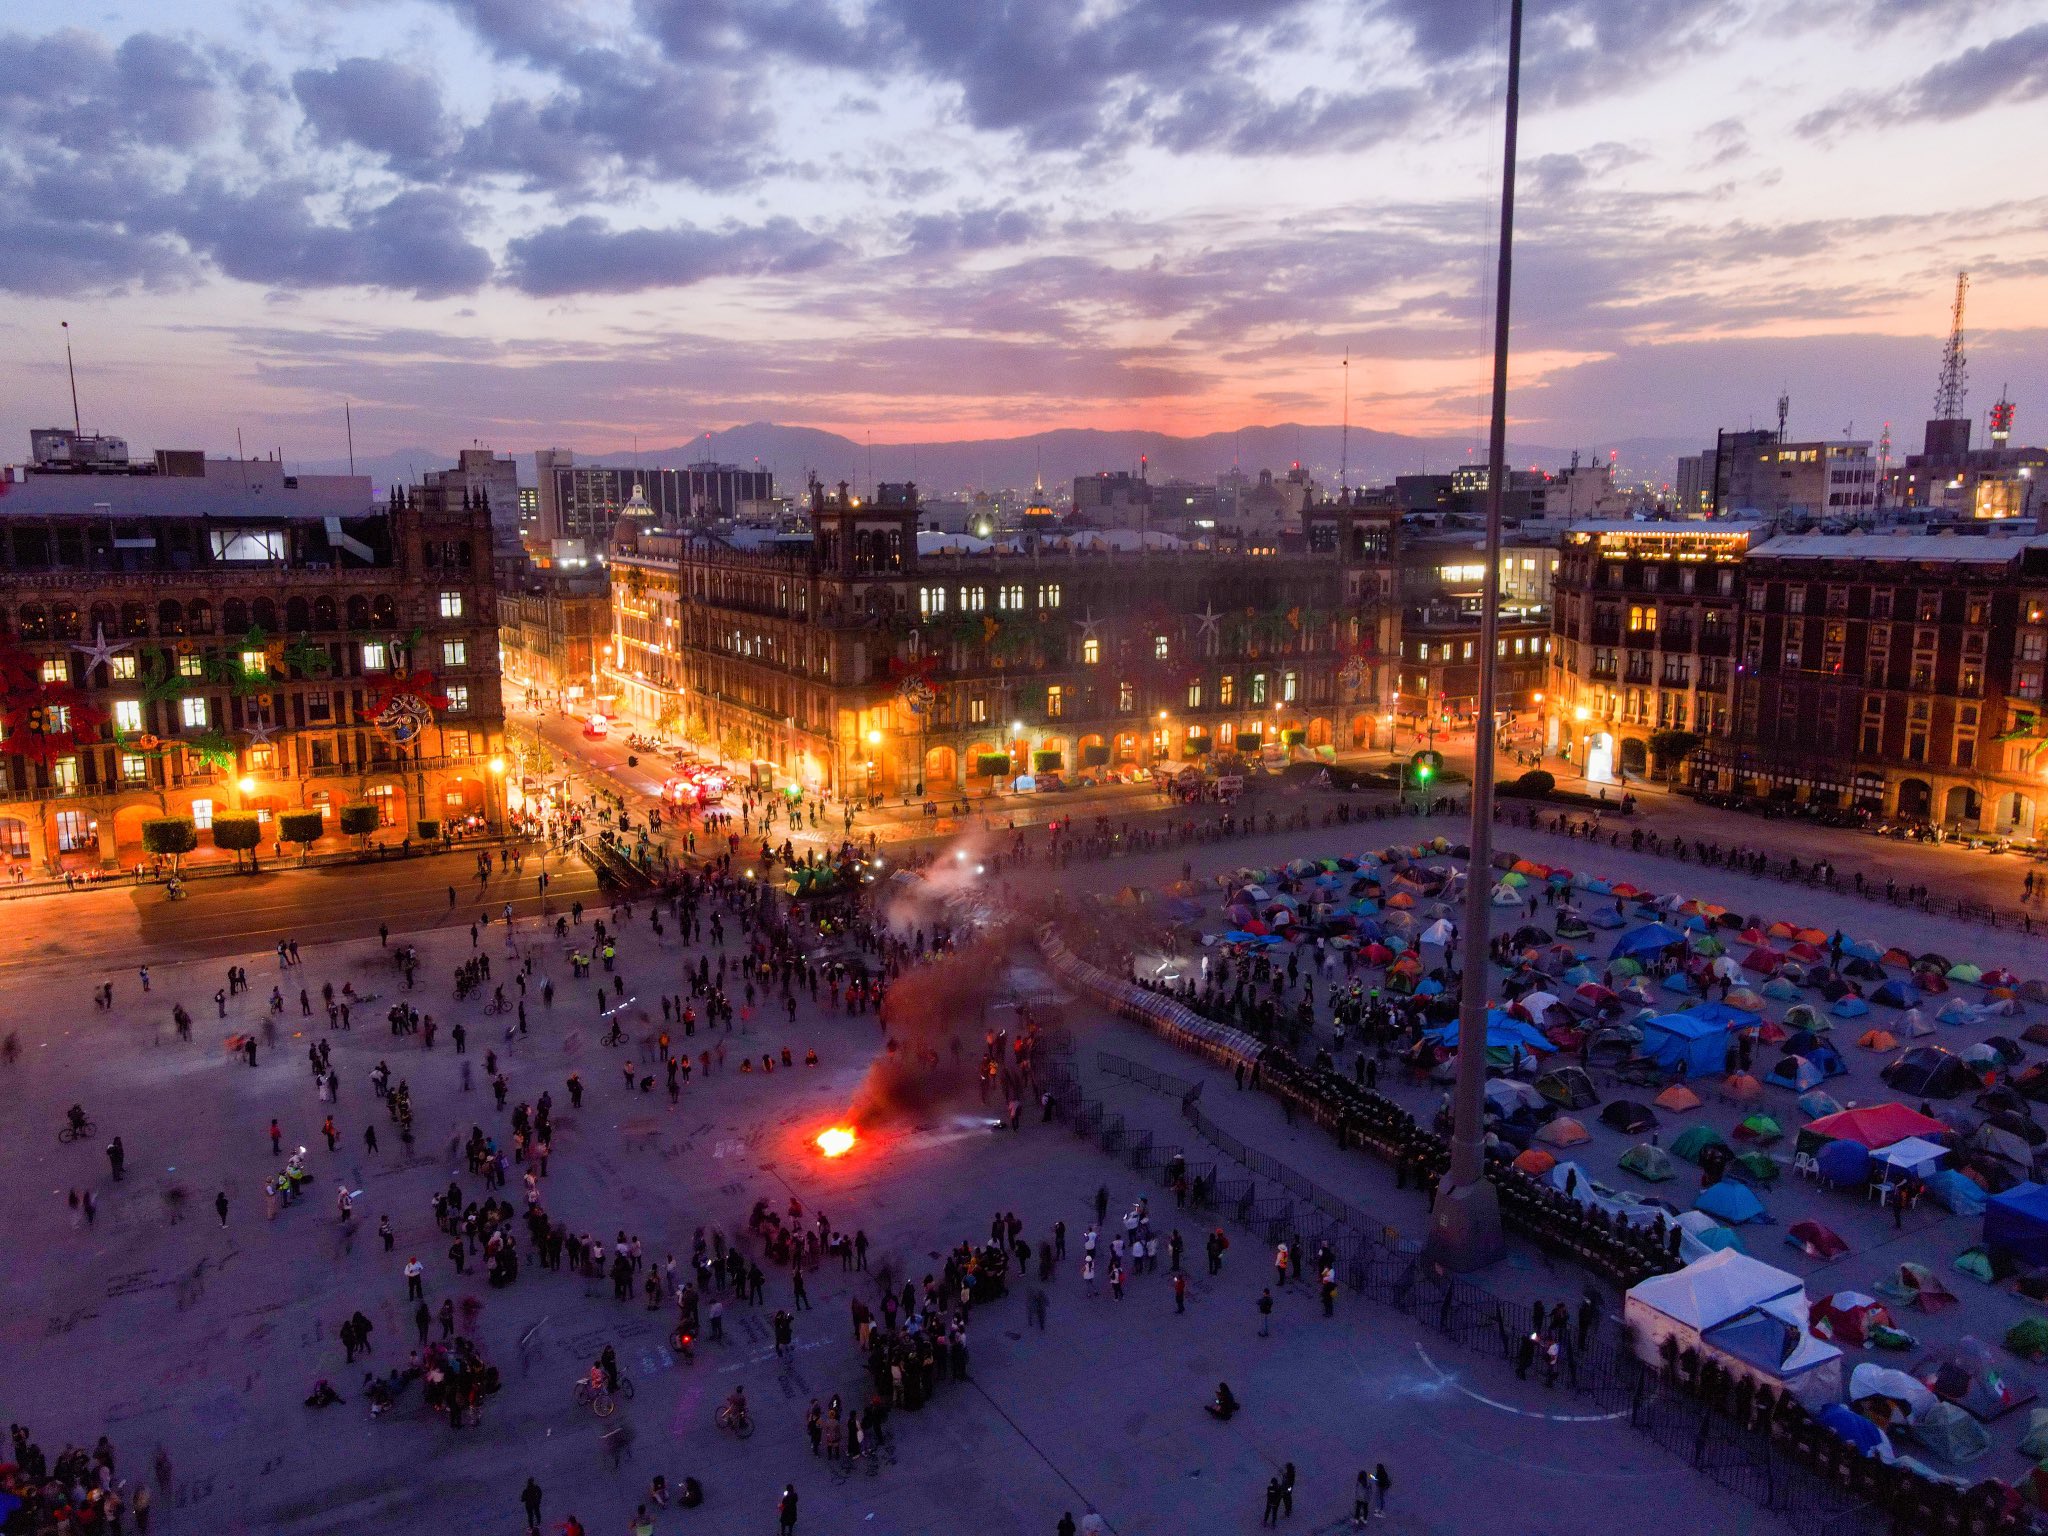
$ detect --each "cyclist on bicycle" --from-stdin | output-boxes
[723,1385,747,1424]
[600,1344,620,1392]
[585,1361,606,1398]
[66,1104,88,1135]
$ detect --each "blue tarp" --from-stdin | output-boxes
[1928,1169,1987,1216]
[1423,1009,1554,1056]
[1818,1403,1888,1457]
[1610,922,1685,960]
[1696,1181,1769,1224]
[1640,1003,1759,1078]
[1986,1182,2048,1266]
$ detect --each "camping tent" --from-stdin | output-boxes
[1640,1003,1761,1078]
[1763,1056,1826,1093]
[1535,1067,1600,1110]
[1600,1100,1658,1135]
[1671,1124,1729,1164]
[1987,1184,2048,1268]
[1816,1403,1893,1460]
[1696,1180,1769,1224]
[1812,1292,1895,1347]
[1915,1339,2037,1421]
[1610,922,1685,961]
[1787,1220,1849,1260]
[1534,1116,1591,1148]
[1624,1250,1843,1403]
[1621,1143,1675,1182]
[1815,1139,1873,1186]
[1909,1401,1992,1462]
[1654,1083,1703,1113]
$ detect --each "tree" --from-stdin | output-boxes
[416,819,442,842]
[1079,743,1110,768]
[974,752,1013,779]
[1647,730,1703,778]
[338,803,380,851]
[1032,749,1063,772]
[210,812,262,869]
[141,816,198,876]
[278,810,324,864]
[1515,768,1557,796]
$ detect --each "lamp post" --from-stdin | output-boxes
[1426,0,1522,1274]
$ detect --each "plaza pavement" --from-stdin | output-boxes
[0,851,1765,1536]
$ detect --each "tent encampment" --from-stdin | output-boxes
[1671,1124,1729,1164]
[1697,1181,1769,1224]
[1787,1219,1850,1260]
[1882,1047,1977,1100]
[1803,1103,1949,1150]
[1812,1291,1895,1347]
[1600,1100,1658,1135]
[1621,1143,1675,1181]
[1987,1183,2048,1268]
[1624,1250,1842,1403]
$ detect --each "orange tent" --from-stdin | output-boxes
[1858,1029,1899,1051]
[1721,1073,1764,1103]
[1513,1148,1556,1176]
[1655,1083,1703,1112]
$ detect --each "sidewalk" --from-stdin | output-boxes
[0,830,529,903]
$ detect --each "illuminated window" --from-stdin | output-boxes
[1250,673,1268,705]
[1117,681,1134,712]
[181,697,209,729]
[962,586,986,612]
[367,784,396,826]
[362,642,388,671]
[1282,672,1297,702]
[446,685,470,712]
[190,798,213,830]
[439,591,465,619]
[968,697,987,724]
[1153,635,1170,660]
[1218,675,1234,706]
[179,654,205,678]
[112,699,143,733]
[920,586,947,617]
[40,659,67,685]
[110,655,137,680]
[1081,638,1100,665]
[1186,681,1202,709]
[442,640,467,668]
[121,754,149,784]
[241,649,266,674]
[1046,685,1064,718]
[51,758,78,793]
[1627,604,1658,632]
[1037,583,1061,609]
[247,744,277,772]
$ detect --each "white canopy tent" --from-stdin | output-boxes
[1626,1250,1843,1404]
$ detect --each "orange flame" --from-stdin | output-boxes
[815,1126,857,1158]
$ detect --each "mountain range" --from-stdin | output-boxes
[294,421,1700,496]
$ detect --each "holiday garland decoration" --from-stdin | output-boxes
[367,669,451,746]
[887,653,939,717]
[0,639,108,767]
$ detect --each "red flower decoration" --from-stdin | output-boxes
[0,641,107,766]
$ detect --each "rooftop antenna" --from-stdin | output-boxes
[1340,351,1351,489]
[1935,270,1969,420]
[1990,387,2015,446]
[60,321,82,436]
[344,401,356,477]
[866,430,873,498]
[1776,389,1789,441]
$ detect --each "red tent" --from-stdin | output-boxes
[1804,1103,1948,1148]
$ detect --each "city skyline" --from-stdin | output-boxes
[1,0,2045,460]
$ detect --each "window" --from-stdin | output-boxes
[1081,638,1100,665]
[962,586,986,613]
[191,798,213,830]
[1826,586,1848,613]
[968,697,987,724]
[210,529,286,561]
[1786,587,1805,615]
[179,653,204,678]
[919,586,947,617]
[446,685,470,712]
[1185,681,1201,710]
[1037,583,1061,609]
[446,731,471,759]
[997,584,1025,611]
[247,744,277,772]
[45,704,70,734]
[361,642,388,671]
[1153,635,1170,661]
[51,758,79,794]
[1046,685,1065,718]
[1282,672,1298,702]
[238,649,265,676]
[1117,681,1134,712]
[1871,589,1893,619]
[54,807,89,849]
[1627,604,1658,633]
[1250,673,1268,705]
[2025,633,2047,663]
[439,591,465,619]
[40,658,67,685]
[1917,592,1940,622]
[442,640,468,668]
[367,784,397,826]
[1415,643,1430,663]
[1219,675,1234,706]
[112,699,143,733]
[2019,668,2044,701]
[110,655,137,680]
[181,697,209,729]
[1747,585,1766,611]
[306,690,331,722]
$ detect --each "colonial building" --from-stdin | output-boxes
[0,446,504,871]
[1393,607,1551,735]
[609,479,1400,795]
[1545,521,1761,782]
[498,570,610,711]
[1695,533,2047,835]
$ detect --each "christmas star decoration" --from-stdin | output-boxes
[1075,610,1104,642]
[245,708,279,745]
[1194,605,1223,641]
[71,623,132,674]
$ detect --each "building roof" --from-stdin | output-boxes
[1748,533,2047,563]
[1565,519,1764,538]
[0,460,371,520]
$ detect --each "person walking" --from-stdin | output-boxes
[1173,1271,1187,1314]
[778,1483,799,1535]
[1373,1464,1391,1517]
[214,1190,229,1227]
[1257,1288,1273,1337]
[269,1118,282,1155]
[1262,1477,1282,1527]
[520,1477,542,1528]
[1353,1468,1373,1526]
[1280,1462,1296,1518]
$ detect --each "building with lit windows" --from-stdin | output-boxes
[0,440,504,871]
[608,478,1400,795]
[1545,521,1762,782]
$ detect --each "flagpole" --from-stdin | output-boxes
[1426,0,1522,1273]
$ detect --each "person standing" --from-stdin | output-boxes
[778,1483,799,1534]
[520,1477,542,1528]
[1373,1464,1390,1517]
[107,1136,126,1180]
[1257,1288,1273,1337]
[214,1190,229,1227]
[1353,1468,1373,1526]
[1173,1271,1187,1315]
[1262,1477,1282,1527]
[1280,1462,1296,1518]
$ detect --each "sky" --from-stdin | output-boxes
[0,0,2045,466]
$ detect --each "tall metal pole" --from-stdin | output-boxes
[62,321,82,437]
[1426,0,1522,1273]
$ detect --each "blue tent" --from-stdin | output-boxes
[1763,1055,1825,1092]
[1927,1169,1987,1216]
[1422,1009,1554,1057]
[1642,1010,1737,1076]
[1815,1139,1870,1185]
[1986,1183,2048,1266]
[1830,994,1871,1018]
[1807,1041,1849,1078]
[1686,1001,1765,1031]
[1817,1403,1889,1458]
[1696,1181,1769,1224]
[1660,971,1695,994]
[1872,979,1921,1009]
[1611,922,1685,960]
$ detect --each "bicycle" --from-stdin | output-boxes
[483,997,512,1015]
[58,1117,97,1145]
[714,1402,754,1438]
[573,1377,625,1418]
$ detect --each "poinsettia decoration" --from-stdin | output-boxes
[367,669,452,746]
[0,641,107,766]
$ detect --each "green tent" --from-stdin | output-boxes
[2009,1318,2048,1364]
[1620,1143,1675,1182]
[1736,1114,1783,1143]
[1731,1150,1781,1185]
[1671,1124,1728,1164]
